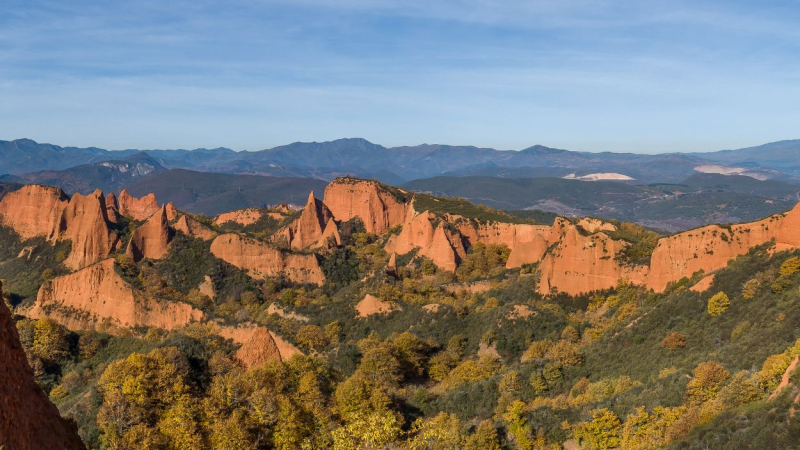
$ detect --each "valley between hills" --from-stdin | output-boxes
[3,176,800,449]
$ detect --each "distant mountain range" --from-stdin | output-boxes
[3,137,800,229]
[3,138,800,184]
[404,174,800,232]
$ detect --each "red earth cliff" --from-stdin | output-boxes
[126,205,173,261]
[274,191,335,250]
[537,225,648,296]
[324,178,408,234]
[646,204,800,292]
[117,189,160,221]
[384,208,466,272]
[0,282,87,450]
[210,233,325,285]
[25,259,204,330]
[0,185,119,270]
[174,214,217,241]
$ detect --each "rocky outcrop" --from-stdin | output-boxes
[126,206,173,261]
[646,205,800,292]
[216,323,302,362]
[118,189,160,221]
[274,192,336,250]
[165,202,178,221]
[0,185,119,270]
[0,282,87,450]
[25,259,204,330]
[174,214,216,241]
[387,252,398,275]
[235,327,282,369]
[215,208,264,227]
[454,219,554,268]
[210,234,325,285]
[385,209,466,272]
[105,192,120,224]
[0,184,68,239]
[61,190,121,270]
[537,225,647,295]
[324,177,408,234]
[506,234,549,268]
[577,217,618,233]
[317,218,342,249]
[356,294,400,317]
[690,274,715,292]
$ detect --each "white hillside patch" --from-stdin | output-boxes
[563,172,635,181]
[693,165,769,180]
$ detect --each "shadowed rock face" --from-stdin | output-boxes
[0,185,119,270]
[126,205,173,262]
[0,282,87,450]
[324,178,408,234]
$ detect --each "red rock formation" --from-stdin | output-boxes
[577,217,618,233]
[215,208,264,227]
[690,274,715,292]
[216,323,302,361]
[506,234,548,269]
[25,259,204,330]
[174,214,216,241]
[105,192,120,224]
[126,205,173,261]
[61,190,121,270]
[317,218,342,249]
[0,282,86,450]
[0,185,119,270]
[385,209,466,272]
[324,178,408,234]
[235,327,282,369]
[647,215,783,292]
[274,191,335,250]
[537,225,647,295]
[165,202,178,221]
[0,184,69,239]
[387,252,398,275]
[118,189,160,221]
[210,234,325,285]
[356,294,400,317]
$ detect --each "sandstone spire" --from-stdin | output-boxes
[126,205,173,261]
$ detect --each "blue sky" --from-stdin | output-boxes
[1,0,799,153]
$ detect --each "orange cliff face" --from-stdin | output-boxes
[274,191,337,250]
[385,208,466,272]
[24,259,204,331]
[210,233,325,285]
[126,205,173,262]
[0,184,69,240]
[0,282,87,450]
[118,189,160,221]
[0,185,119,270]
[324,178,408,234]
[61,190,121,270]
[646,204,800,292]
[215,208,264,227]
[454,219,554,268]
[537,225,648,296]
[174,214,217,241]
